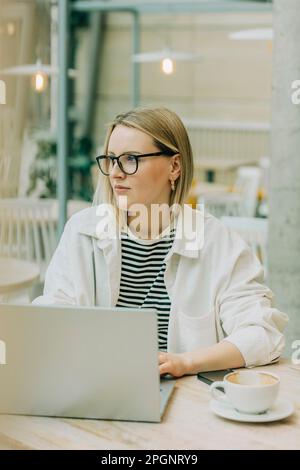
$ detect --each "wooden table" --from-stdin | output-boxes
[195,182,231,197]
[195,158,259,171]
[0,360,298,450]
[195,158,258,183]
[0,257,40,301]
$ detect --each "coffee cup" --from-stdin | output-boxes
[210,370,280,414]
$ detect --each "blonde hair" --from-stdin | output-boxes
[93,106,194,227]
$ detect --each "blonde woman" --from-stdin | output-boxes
[33,107,288,378]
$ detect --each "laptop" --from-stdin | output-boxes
[0,304,175,423]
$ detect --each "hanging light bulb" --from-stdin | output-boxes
[6,22,15,36]
[132,48,200,77]
[0,79,6,104]
[31,70,48,93]
[161,57,174,75]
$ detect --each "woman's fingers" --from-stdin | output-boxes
[158,352,168,364]
[159,361,171,375]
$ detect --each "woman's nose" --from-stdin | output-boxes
[110,161,124,178]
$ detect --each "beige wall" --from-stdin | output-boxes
[75,11,272,149]
[0,0,35,197]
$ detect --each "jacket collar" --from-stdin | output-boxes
[78,204,204,258]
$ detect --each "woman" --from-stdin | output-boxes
[33,106,288,378]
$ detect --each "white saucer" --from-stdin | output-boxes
[210,398,294,423]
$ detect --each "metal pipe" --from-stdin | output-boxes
[71,1,272,14]
[72,1,135,13]
[57,0,69,236]
[82,11,104,137]
[131,10,140,108]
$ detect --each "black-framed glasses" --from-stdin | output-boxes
[96,151,174,176]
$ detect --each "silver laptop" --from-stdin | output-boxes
[0,304,175,423]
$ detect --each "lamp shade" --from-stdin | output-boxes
[229,28,273,40]
[0,60,77,78]
[132,48,201,63]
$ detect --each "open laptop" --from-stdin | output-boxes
[0,304,175,423]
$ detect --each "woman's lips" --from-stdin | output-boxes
[114,186,130,193]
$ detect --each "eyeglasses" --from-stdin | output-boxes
[96,151,174,176]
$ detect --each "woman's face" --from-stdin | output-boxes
[108,125,180,210]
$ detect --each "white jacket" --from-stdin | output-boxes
[33,204,288,367]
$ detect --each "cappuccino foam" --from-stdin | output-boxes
[227,372,278,386]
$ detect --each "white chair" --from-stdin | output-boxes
[0,257,40,304]
[234,166,262,217]
[221,216,268,279]
[199,166,262,218]
[201,192,241,218]
[0,198,90,281]
[0,199,57,280]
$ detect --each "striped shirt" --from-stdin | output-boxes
[116,224,176,351]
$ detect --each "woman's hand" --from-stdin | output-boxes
[158,351,191,378]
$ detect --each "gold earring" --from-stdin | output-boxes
[171,179,175,191]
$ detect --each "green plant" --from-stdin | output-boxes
[27,135,94,201]
[27,138,57,198]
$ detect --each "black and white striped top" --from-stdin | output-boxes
[116,225,176,351]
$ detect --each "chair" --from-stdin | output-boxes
[0,257,40,303]
[0,199,57,281]
[199,166,262,218]
[0,198,90,281]
[221,216,268,279]
[234,166,262,217]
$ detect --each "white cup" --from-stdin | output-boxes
[210,370,280,414]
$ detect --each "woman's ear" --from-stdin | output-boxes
[170,154,181,181]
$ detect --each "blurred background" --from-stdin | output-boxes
[0,0,299,356]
